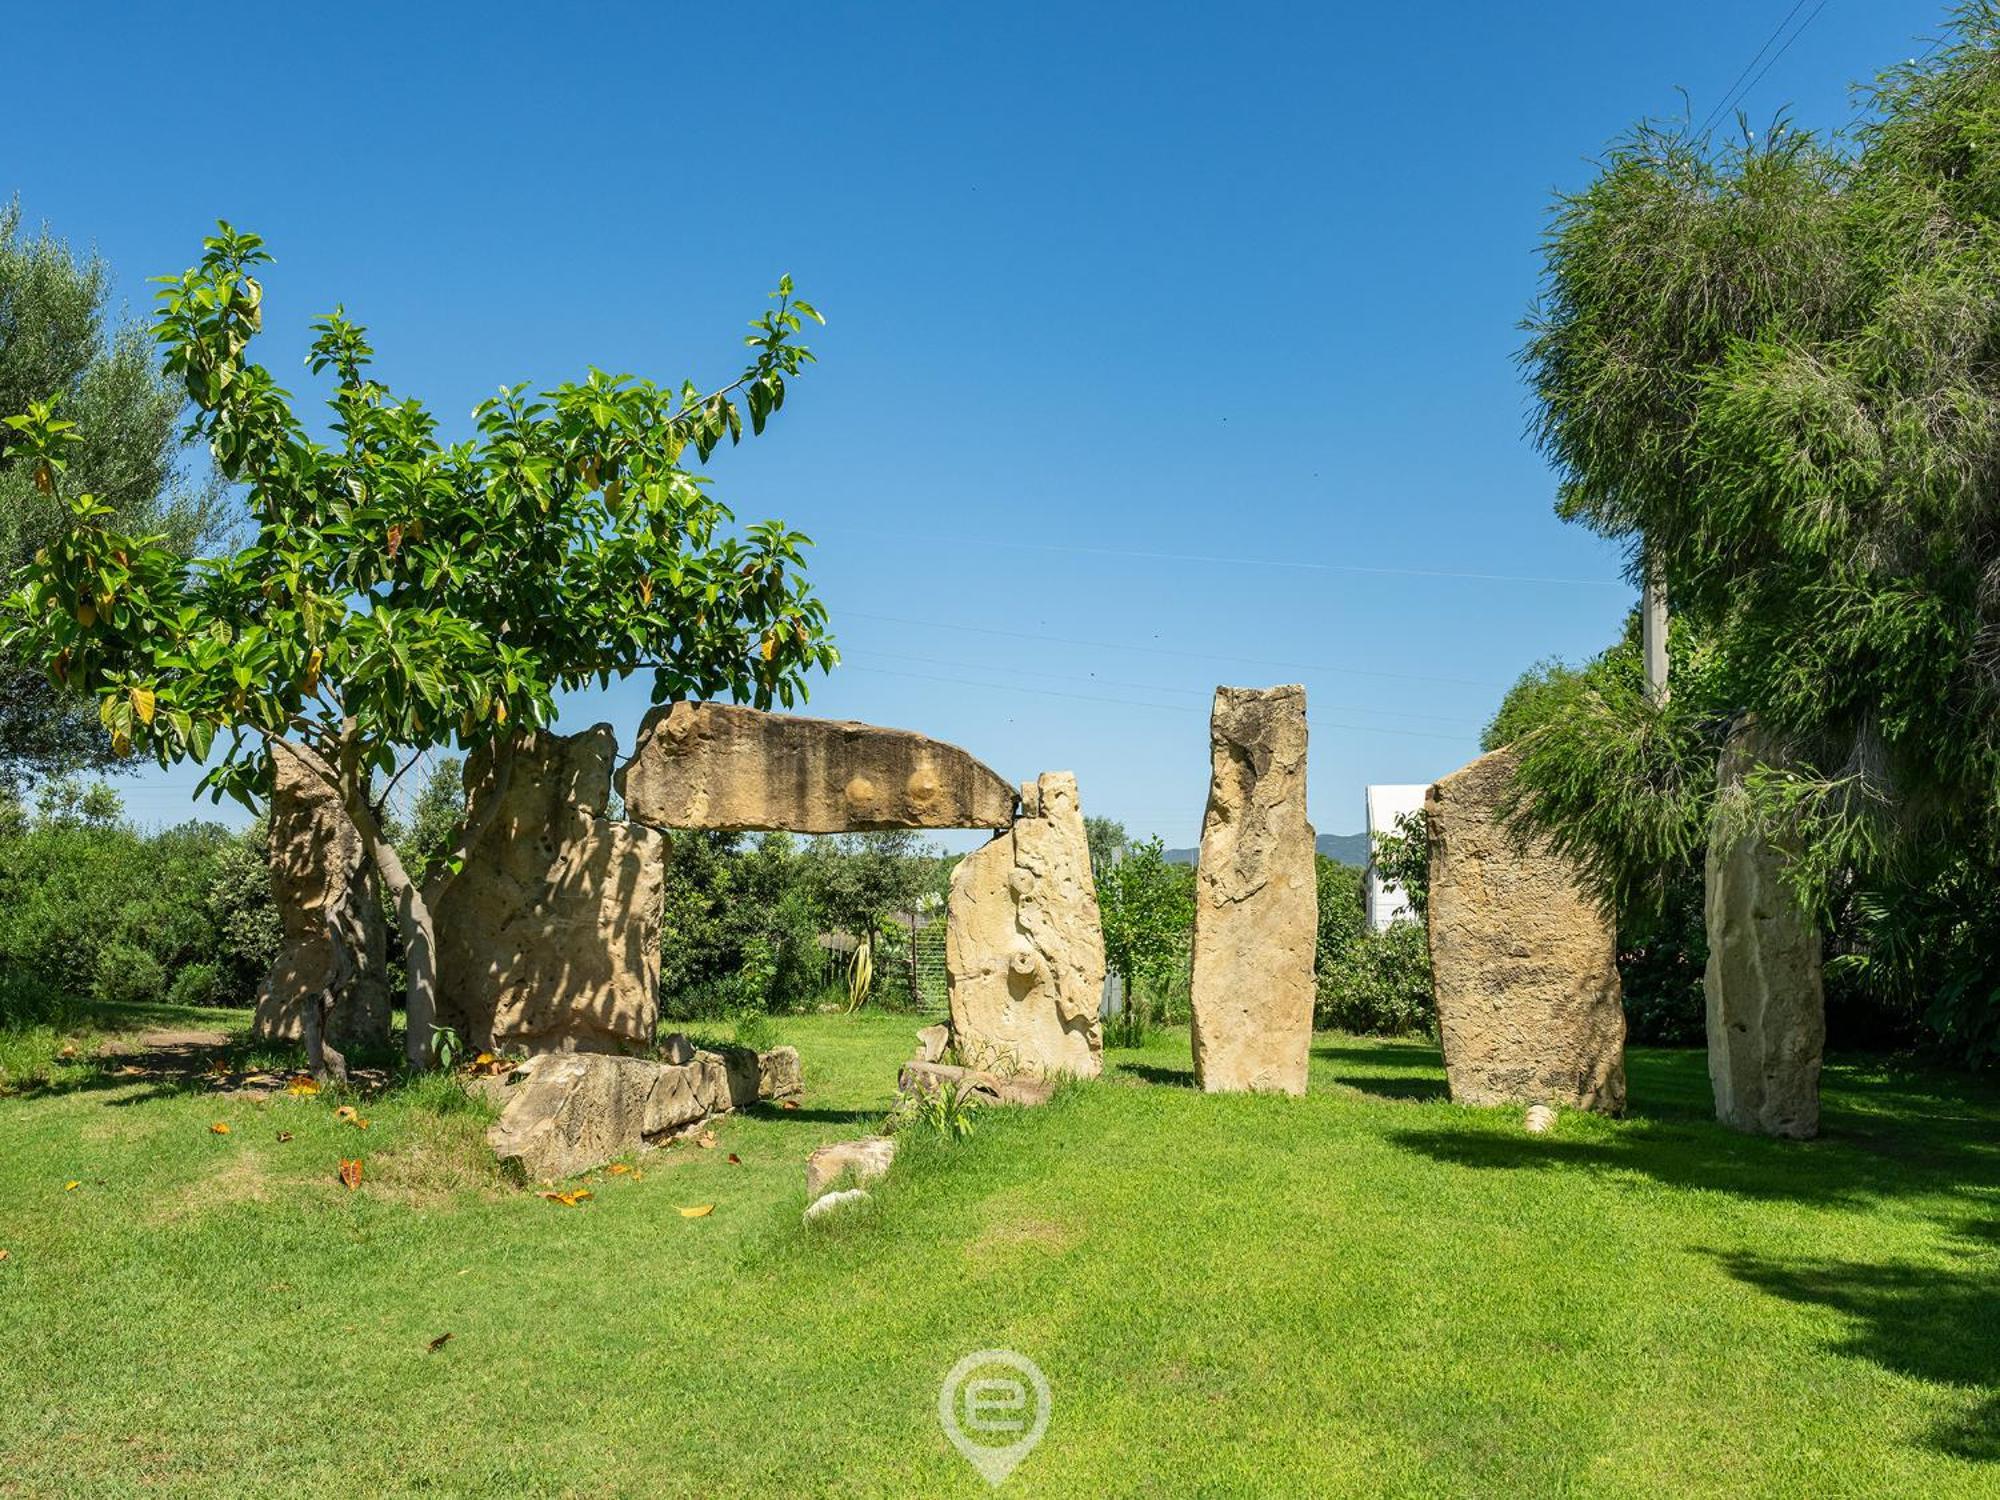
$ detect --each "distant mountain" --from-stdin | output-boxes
[1163,831,1371,868]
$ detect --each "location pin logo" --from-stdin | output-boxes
[938,1348,1050,1487]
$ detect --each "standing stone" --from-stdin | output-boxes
[1190,685,1316,1095]
[617,700,1015,833]
[1704,720,1825,1139]
[434,725,666,1055]
[1426,747,1626,1113]
[252,740,390,1049]
[946,772,1105,1078]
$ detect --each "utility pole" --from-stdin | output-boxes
[1642,556,1669,705]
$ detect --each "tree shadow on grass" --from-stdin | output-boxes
[1385,1062,2000,1211]
[1710,1223,2000,1462]
[1316,1039,1451,1102]
[1110,1061,1198,1088]
[742,1103,879,1127]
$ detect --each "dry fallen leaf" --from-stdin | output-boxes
[542,1189,592,1208]
[726,1153,742,1165]
[352,1118,370,1130]
[285,1076,320,1097]
[209,1122,231,1135]
[63,1180,80,1192]
[780,1100,799,1111]
[57,1042,77,1060]
[276,1131,295,1143]
[697,1130,717,1150]
[678,1204,715,1218]
[607,1163,632,1176]
[0,1249,10,1262]
[116,1064,146,1077]
[333,1106,357,1122]
[338,1159,363,1190]
[473,1052,495,1068]
[428,1331,453,1353]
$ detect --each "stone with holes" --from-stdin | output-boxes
[1189,685,1317,1094]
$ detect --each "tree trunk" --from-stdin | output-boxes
[348,796,438,1071]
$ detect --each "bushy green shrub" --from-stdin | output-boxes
[167,961,226,1009]
[1315,921,1434,1037]
[0,798,273,1019]
[91,941,167,1007]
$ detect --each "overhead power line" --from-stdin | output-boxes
[1696,0,1836,139]
[838,663,1478,745]
[841,609,1510,690]
[844,647,1485,728]
[840,530,1625,589]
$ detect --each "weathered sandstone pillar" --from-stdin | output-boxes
[252,740,390,1049]
[1426,747,1626,1112]
[1704,719,1824,1138]
[1190,685,1316,1094]
[946,771,1105,1078]
[434,725,666,1055]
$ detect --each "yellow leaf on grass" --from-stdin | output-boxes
[678,1204,715,1219]
[607,1163,632,1176]
[285,1076,320,1096]
[0,1249,11,1261]
[333,1106,357,1122]
[542,1189,592,1208]
[337,1159,363,1190]
[64,1180,80,1192]
[209,1122,231,1135]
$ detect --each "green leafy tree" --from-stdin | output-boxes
[0,203,227,789]
[2,224,834,1068]
[1098,836,1195,1030]
[1520,11,2000,918]
[1084,815,1127,878]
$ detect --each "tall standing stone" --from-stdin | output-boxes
[1426,747,1626,1112]
[1190,685,1316,1095]
[434,725,666,1055]
[1704,719,1825,1139]
[946,772,1105,1078]
[252,740,390,1049]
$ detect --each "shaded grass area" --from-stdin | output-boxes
[0,1013,1996,1496]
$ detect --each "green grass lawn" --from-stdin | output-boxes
[2,1006,1997,1498]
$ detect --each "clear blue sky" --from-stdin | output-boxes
[7,0,1951,843]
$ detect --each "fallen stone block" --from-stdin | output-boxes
[803,1187,871,1222]
[897,1058,1056,1109]
[806,1135,897,1200]
[486,1043,804,1181]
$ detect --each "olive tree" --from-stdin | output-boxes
[3,225,836,1069]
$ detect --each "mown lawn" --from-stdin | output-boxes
[1,1005,1997,1497]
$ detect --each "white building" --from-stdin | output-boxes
[1364,783,1430,932]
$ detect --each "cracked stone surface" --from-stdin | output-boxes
[252,740,390,1051]
[434,726,666,1055]
[1190,685,1316,1094]
[1426,746,1626,1113]
[618,700,1016,832]
[1704,719,1825,1139]
[487,1044,803,1181]
[945,772,1105,1078]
